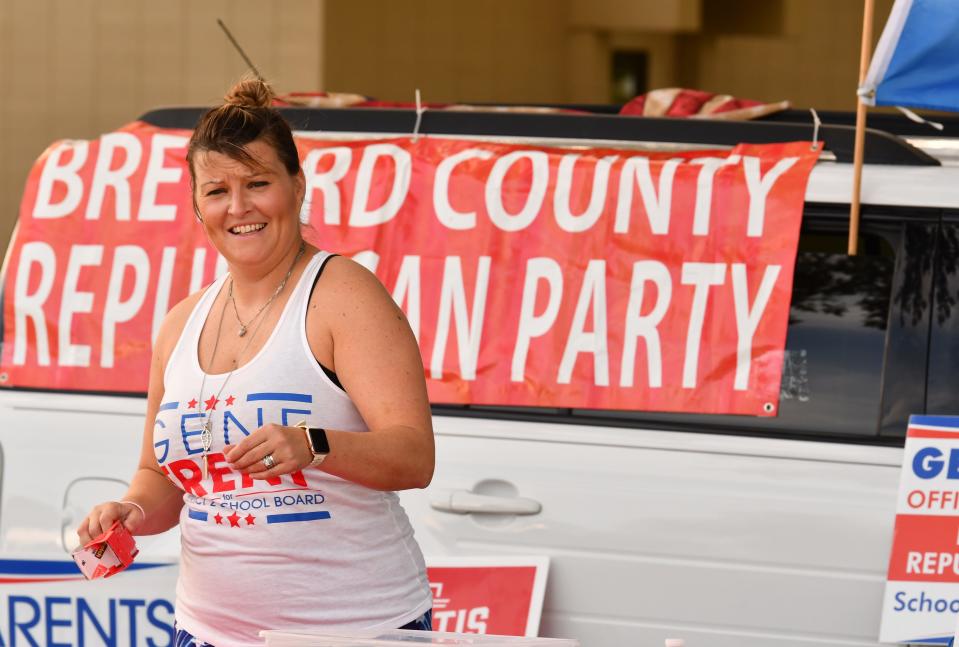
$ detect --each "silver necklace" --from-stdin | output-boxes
[229,241,305,336]
[194,242,305,478]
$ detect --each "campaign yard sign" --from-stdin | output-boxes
[0,121,820,415]
[880,415,959,644]
[0,554,179,646]
[426,556,549,636]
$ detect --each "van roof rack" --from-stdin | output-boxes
[760,108,959,138]
[139,106,939,167]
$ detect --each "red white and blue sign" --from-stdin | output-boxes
[0,556,178,646]
[880,415,959,644]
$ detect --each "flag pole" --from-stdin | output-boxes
[850,0,877,256]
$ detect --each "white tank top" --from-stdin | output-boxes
[154,251,432,646]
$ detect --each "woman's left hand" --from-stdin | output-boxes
[224,423,312,479]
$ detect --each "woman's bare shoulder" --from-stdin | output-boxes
[311,256,415,354]
[317,256,397,313]
[153,286,210,359]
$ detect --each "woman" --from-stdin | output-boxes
[77,77,435,646]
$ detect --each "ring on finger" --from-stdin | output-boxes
[262,453,276,469]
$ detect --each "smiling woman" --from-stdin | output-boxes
[76,77,435,647]
[192,138,305,272]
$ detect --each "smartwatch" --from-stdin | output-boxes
[295,420,330,467]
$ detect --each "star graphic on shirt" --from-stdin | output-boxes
[204,395,219,411]
[225,395,236,406]
[227,512,241,528]
[213,513,223,525]
[244,514,256,526]
[187,398,198,409]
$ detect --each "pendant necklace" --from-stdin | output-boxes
[230,241,305,336]
[195,292,268,479]
[194,242,305,478]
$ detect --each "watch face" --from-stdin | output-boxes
[308,427,330,454]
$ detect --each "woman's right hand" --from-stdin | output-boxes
[76,501,145,545]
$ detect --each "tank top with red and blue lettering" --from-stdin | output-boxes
[154,250,432,646]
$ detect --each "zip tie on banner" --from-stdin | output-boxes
[896,105,944,131]
[809,108,822,150]
[413,88,427,141]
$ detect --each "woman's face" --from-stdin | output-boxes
[192,139,305,269]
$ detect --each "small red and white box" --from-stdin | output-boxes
[72,520,138,579]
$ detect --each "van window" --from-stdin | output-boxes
[927,216,959,416]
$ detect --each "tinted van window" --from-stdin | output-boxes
[771,217,897,436]
[927,216,959,416]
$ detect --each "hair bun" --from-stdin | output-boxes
[224,76,274,109]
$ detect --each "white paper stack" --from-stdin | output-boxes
[259,629,579,647]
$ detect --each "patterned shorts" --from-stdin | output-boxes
[174,609,433,646]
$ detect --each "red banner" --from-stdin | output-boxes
[0,121,820,415]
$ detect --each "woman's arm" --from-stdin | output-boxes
[226,257,435,491]
[77,297,196,543]
[117,339,187,535]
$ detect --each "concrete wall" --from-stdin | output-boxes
[324,0,894,108]
[569,0,700,32]
[681,0,896,110]
[324,0,569,104]
[0,0,324,259]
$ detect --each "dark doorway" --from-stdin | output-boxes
[612,50,649,104]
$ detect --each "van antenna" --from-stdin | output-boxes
[217,18,264,81]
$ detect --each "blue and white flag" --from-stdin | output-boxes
[862,0,959,112]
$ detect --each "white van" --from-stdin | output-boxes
[2,106,957,646]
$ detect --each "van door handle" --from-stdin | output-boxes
[429,489,542,515]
